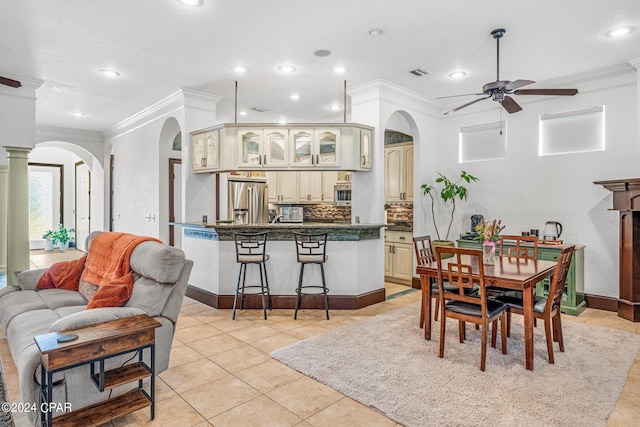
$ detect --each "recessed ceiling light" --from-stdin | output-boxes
[277,64,296,73]
[368,28,384,36]
[328,104,343,111]
[239,111,248,116]
[99,69,120,78]
[233,66,247,73]
[448,71,466,79]
[176,0,203,6]
[71,112,86,117]
[604,26,636,38]
[290,94,300,100]
[278,118,287,125]
[314,49,331,57]
[333,66,346,73]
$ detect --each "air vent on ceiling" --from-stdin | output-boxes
[409,68,430,77]
[250,106,268,113]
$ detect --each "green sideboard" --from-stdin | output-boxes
[456,239,586,316]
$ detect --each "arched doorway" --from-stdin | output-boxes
[30,142,104,251]
[158,117,183,247]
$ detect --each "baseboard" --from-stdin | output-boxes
[186,285,386,310]
[584,293,618,312]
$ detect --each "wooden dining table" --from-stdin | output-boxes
[416,254,557,370]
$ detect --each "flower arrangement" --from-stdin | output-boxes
[474,219,505,243]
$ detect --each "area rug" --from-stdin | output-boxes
[271,303,640,427]
[0,356,14,427]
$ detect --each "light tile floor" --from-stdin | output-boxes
[1,249,639,426]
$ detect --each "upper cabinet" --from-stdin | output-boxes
[291,129,339,168]
[191,123,373,173]
[385,143,413,203]
[192,129,220,172]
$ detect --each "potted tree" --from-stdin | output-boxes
[42,229,55,251]
[421,171,479,253]
[53,224,75,252]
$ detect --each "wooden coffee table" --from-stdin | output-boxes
[34,314,161,427]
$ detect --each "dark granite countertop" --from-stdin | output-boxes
[173,222,385,241]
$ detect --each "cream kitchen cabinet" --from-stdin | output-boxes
[384,230,413,285]
[238,128,289,168]
[384,143,413,203]
[191,123,374,172]
[296,171,338,203]
[192,129,220,172]
[266,171,298,203]
[291,128,340,168]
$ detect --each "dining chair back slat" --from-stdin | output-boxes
[499,235,538,260]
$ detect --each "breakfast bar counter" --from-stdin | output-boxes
[174,222,386,310]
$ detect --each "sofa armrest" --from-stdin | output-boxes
[15,268,49,290]
[49,307,147,332]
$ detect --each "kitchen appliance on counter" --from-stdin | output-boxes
[279,206,303,223]
[334,183,351,207]
[228,177,268,224]
[543,221,563,240]
[460,214,485,240]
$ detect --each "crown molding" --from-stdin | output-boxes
[628,56,640,70]
[0,74,43,98]
[349,79,441,118]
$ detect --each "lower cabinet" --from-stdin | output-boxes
[456,239,586,315]
[385,231,413,285]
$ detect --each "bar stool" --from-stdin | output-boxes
[293,232,329,320]
[232,232,272,320]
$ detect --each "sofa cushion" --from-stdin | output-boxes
[78,280,99,302]
[7,309,62,364]
[124,276,174,317]
[0,290,48,332]
[130,241,185,284]
[37,289,88,310]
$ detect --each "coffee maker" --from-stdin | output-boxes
[471,215,484,234]
[461,214,485,240]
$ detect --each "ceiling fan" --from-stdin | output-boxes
[0,76,22,88]
[440,28,578,115]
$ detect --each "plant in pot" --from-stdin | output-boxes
[42,229,55,251]
[421,171,479,255]
[52,225,75,252]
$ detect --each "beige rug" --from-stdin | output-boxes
[271,303,640,427]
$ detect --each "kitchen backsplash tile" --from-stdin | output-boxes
[385,204,413,224]
[303,204,351,222]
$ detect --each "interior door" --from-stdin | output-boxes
[28,164,63,249]
[169,159,182,248]
[75,161,91,251]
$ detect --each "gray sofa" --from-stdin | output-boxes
[0,231,193,424]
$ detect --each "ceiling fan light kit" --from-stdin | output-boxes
[440,28,578,115]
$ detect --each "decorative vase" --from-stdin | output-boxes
[44,238,54,251]
[482,241,496,264]
[58,241,69,252]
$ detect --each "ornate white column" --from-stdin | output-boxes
[4,147,32,285]
[0,165,7,272]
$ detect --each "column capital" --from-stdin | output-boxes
[3,146,32,158]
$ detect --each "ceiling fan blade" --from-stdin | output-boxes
[513,88,578,96]
[505,79,535,91]
[443,96,491,115]
[0,76,22,88]
[500,96,522,114]
[436,93,485,99]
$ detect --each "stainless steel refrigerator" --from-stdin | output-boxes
[228,177,268,224]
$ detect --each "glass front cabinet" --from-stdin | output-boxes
[192,123,373,172]
[192,129,220,173]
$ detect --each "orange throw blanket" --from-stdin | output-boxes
[37,255,87,290]
[82,232,161,309]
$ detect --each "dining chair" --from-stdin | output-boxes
[499,235,538,259]
[435,246,509,371]
[495,245,575,363]
[413,235,467,327]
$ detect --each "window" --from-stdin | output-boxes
[459,121,507,163]
[539,106,605,156]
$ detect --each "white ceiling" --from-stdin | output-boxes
[1,0,639,132]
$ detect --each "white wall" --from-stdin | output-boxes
[436,69,638,298]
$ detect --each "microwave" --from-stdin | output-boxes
[334,183,351,207]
